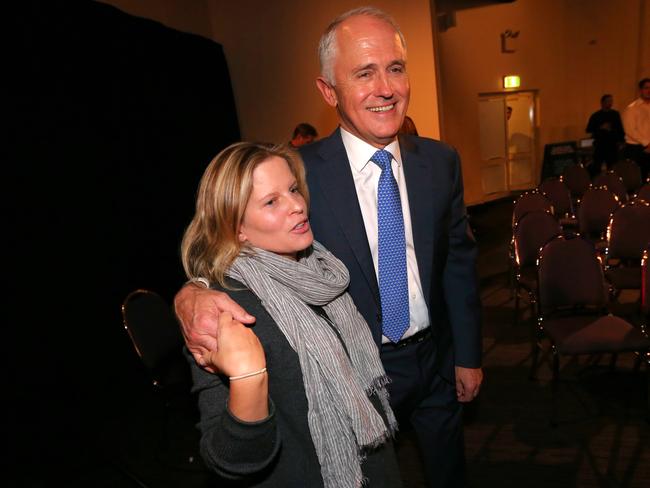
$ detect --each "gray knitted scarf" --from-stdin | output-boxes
[227,241,397,488]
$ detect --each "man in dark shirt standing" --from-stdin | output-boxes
[586,94,625,177]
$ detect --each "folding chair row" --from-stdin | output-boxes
[510,199,650,325]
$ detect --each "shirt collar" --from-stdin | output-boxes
[340,127,402,173]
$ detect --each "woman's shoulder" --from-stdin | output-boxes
[211,278,268,318]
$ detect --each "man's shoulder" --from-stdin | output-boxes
[298,130,341,165]
[400,134,458,160]
[625,98,643,110]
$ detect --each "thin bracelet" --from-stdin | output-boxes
[229,367,267,381]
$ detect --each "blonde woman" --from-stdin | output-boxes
[181,142,402,488]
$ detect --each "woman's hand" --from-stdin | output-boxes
[206,312,269,422]
[206,312,266,377]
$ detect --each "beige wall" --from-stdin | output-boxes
[98,0,441,144]
[435,0,649,204]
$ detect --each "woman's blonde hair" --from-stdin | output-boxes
[181,142,310,287]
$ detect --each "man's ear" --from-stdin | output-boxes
[316,77,338,108]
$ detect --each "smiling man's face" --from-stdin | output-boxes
[317,15,410,148]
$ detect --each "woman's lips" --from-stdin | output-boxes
[291,220,311,234]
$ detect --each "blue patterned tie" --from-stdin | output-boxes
[371,149,410,343]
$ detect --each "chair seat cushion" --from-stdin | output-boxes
[543,314,650,355]
[605,267,642,290]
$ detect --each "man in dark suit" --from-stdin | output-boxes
[585,94,625,177]
[175,7,482,487]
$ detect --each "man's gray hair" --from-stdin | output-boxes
[318,6,407,85]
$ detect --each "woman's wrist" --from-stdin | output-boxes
[230,367,267,381]
[228,370,269,421]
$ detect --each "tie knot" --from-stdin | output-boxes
[370,150,393,171]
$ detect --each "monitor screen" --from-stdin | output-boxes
[578,138,594,148]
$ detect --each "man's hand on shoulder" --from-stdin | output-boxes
[174,282,256,373]
[454,366,483,403]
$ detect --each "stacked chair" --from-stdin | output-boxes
[509,191,556,298]
[511,190,554,226]
[511,210,562,326]
[634,182,650,203]
[577,186,620,254]
[592,171,628,204]
[561,163,590,208]
[538,177,577,229]
[603,200,650,307]
[612,159,643,197]
[530,234,650,425]
[121,289,206,474]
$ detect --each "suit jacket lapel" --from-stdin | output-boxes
[400,135,435,302]
[312,130,380,305]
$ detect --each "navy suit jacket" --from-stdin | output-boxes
[299,129,482,379]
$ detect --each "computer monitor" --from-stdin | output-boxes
[578,138,594,149]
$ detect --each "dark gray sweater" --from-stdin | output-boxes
[188,280,402,487]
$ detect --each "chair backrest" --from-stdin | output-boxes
[538,177,573,216]
[635,182,650,203]
[577,186,620,238]
[593,171,628,203]
[122,289,189,388]
[606,200,650,260]
[561,163,590,199]
[612,159,642,195]
[513,210,562,269]
[512,190,554,226]
[537,235,607,315]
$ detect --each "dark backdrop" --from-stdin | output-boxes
[6,0,240,475]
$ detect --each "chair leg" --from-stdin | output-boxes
[513,285,520,326]
[529,293,537,325]
[551,347,560,428]
[529,326,542,380]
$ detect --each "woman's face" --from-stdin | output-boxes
[238,156,313,260]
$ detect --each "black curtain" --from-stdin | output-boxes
[6,0,240,474]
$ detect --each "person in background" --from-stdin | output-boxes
[175,7,483,487]
[289,122,318,148]
[181,141,401,487]
[586,94,625,177]
[399,115,418,136]
[622,78,650,181]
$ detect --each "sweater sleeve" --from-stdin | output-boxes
[185,283,282,479]
[188,350,281,479]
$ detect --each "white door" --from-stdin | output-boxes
[505,92,537,190]
[478,96,508,196]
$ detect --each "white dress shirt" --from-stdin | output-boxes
[340,128,430,343]
[622,98,650,147]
